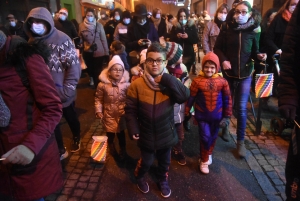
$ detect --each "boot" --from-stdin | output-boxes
[108,143,117,157]
[237,140,246,158]
[119,147,127,161]
[221,125,230,142]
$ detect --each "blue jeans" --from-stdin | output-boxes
[225,76,252,141]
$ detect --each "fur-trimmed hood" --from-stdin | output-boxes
[99,68,130,84]
[174,19,195,29]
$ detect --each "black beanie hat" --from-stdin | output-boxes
[122,10,131,19]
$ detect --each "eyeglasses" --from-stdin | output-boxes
[59,12,67,16]
[145,58,166,65]
[111,68,124,72]
[234,10,248,16]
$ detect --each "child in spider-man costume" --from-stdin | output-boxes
[185,52,232,174]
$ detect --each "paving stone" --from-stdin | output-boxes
[258,159,268,166]
[79,157,90,163]
[89,176,100,183]
[87,183,98,190]
[249,136,258,140]
[67,197,81,201]
[82,191,94,199]
[69,155,80,161]
[76,182,88,189]
[260,148,271,155]
[55,195,68,201]
[82,169,93,176]
[65,166,74,173]
[267,171,279,179]
[272,178,284,185]
[92,170,103,177]
[251,149,261,155]
[69,173,80,180]
[81,138,90,143]
[265,140,275,144]
[79,175,90,182]
[262,165,274,171]
[68,161,77,167]
[268,159,279,166]
[61,187,73,195]
[254,154,265,160]
[274,166,286,183]
[266,195,283,201]
[248,143,258,149]
[64,179,77,188]
[76,162,86,169]
[265,155,276,160]
[73,189,84,196]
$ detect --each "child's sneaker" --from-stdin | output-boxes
[159,180,171,198]
[137,177,149,194]
[199,159,209,174]
[208,155,212,165]
[70,140,81,153]
[173,150,186,165]
[60,148,69,161]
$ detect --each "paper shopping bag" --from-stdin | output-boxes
[255,73,274,98]
[90,136,108,163]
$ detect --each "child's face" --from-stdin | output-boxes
[145,52,167,77]
[109,64,124,81]
[203,63,216,78]
[110,45,114,51]
[176,55,183,65]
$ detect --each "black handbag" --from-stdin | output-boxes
[90,23,98,51]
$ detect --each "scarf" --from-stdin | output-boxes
[282,9,292,22]
[83,18,96,32]
[151,16,161,31]
[214,17,224,29]
[133,21,150,39]
[228,17,258,31]
[142,70,162,91]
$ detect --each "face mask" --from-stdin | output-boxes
[59,14,67,21]
[10,21,16,27]
[123,18,130,24]
[137,19,146,26]
[217,13,227,21]
[289,5,296,14]
[87,17,94,22]
[101,14,107,19]
[31,23,46,35]
[235,14,249,24]
[156,14,161,19]
[115,15,120,21]
[180,19,187,25]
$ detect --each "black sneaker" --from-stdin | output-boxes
[174,151,186,166]
[159,180,171,198]
[137,177,149,194]
[70,140,81,153]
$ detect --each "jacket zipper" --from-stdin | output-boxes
[238,31,241,79]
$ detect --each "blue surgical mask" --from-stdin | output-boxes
[180,19,187,25]
[87,16,94,22]
[10,21,16,27]
[115,15,120,21]
[217,13,227,22]
[137,19,147,26]
[156,14,161,19]
[289,5,296,14]
[123,18,130,24]
[59,14,67,21]
[31,23,46,35]
[235,14,249,24]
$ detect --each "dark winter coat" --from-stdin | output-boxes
[0,36,63,201]
[125,73,190,150]
[127,20,159,53]
[264,13,288,55]
[104,19,120,47]
[113,22,130,48]
[54,18,79,40]
[6,21,28,41]
[149,17,167,37]
[214,17,261,79]
[169,20,199,58]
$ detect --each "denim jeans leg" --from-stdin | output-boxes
[234,76,252,141]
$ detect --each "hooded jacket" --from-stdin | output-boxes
[0,36,63,201]
[95,55,130,133]
[23,7,81,108]
[169,20,199,58]
[125,72,190,150]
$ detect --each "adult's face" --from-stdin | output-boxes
[289,0,299,14]
[179,12,186,21]
[86,12,95,22]
[145,52,167,77]
[29,18,48,35]
[8,18,16,27]
[137,16,146,24]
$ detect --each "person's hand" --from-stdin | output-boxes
[154,74,163,83]
[275,49,282,55]
[2,145,34,165]
[222,61,231,70]
[279,105,297,120]
[181,33,188,38]
[96,112,103,119]
[257,53,267,61]
[133,134,139,140]
[177,33,182,38]
[219,117,230,128]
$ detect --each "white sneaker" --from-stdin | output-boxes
[89,77,94,86]
[60,148,69,161]
[199,160,209,174]
[208,155,212,165]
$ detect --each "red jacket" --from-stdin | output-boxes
[0,37,63,200]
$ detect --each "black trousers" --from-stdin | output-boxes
[82,51,105,87]
[106,130,126,148]
[55,102,80,153]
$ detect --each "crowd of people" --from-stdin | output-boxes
[0,0,299,200]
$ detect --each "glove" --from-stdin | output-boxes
[2,145,35,165]
[279,105,297,120]
[219,117,230,128]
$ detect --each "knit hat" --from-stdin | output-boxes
[165,42,183,66]
[201,52,220,73]
[108,55,124,70]
[122,10,131,19]
[140,49,147,64]
[0,92,11,127]
[59,8,68,16]
[0,31,7,50]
